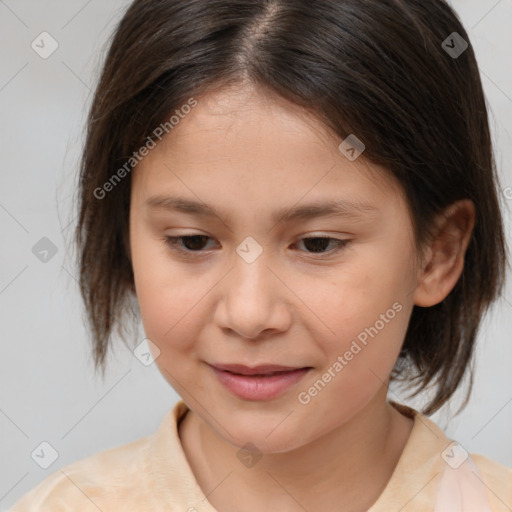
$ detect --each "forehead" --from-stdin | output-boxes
[160,84,340,159]
[131,84,405,217]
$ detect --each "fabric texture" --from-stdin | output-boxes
[9,400,512,511]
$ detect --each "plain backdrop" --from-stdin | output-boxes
[1,0,511,509]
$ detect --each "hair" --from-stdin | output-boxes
[75,0,507,415]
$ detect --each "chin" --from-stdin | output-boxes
[216,415,312,455]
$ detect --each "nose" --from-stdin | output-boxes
[214,248,292,340]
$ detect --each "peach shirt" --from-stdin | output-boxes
[10,400,512,511]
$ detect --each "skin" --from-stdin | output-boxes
[129,82,475,512]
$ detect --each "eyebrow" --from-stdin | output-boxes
[145,194,380,225]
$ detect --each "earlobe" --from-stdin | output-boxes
[413,199,475,307]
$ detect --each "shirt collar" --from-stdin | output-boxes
[149,399,452,511]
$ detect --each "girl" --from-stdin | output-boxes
[10,0,511,510]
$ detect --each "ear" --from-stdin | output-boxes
[413,199,475,307]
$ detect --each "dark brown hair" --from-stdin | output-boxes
[74,0,507,415]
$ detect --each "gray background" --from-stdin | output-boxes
[1,0,511,509]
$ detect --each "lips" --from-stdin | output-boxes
[211,363,307,376]
[210,363,312,400]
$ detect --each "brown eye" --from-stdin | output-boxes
[295,237,349,254]
[163,235,349,259]
[164,235,214,253]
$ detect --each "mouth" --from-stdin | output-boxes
[211,363,311,376]
[208,363,313,400]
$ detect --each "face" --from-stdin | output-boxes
[129,83,420,453]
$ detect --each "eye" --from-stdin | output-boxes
[163,235,216,254]
[163,235,349,257]
[294,236,349,255]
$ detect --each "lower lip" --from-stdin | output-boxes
[211,366,311,400]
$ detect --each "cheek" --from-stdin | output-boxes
[316,250,409,341]
[318,298,406,393]
[303,246,412,395]
[131,234,204,353]
[135,268,209,392]
[295,298,408,428]
[136,277,204,350]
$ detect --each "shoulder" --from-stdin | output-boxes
[9,435,152,512]
[389,402,512,510]
[470,452,512,508]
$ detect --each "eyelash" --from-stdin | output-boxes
[162,235,350,258]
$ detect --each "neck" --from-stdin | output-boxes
[178,388,414,512]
